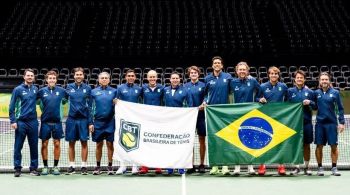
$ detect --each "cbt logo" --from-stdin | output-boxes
[238,117,273,149]
[119,119,140,152]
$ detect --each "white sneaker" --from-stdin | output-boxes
[247,165,256,175]
[116,166,127,175]
[233,165,240,176]
[221,166,230,175]
[131,166,139,175]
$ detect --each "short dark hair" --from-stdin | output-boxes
[73,67,84,74]
[126,69,135,75]
[170,71,181,78]
[212,56,223,64]
[187,66,201,76]
[24,68,35,76]
[293,70,306,78]
[45,70,58,80]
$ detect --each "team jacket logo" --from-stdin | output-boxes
[119,119,140,152]
[216,109,296,157]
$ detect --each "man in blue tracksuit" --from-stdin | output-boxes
[91,72,118,176]
[257,66,288,176]
[139,70,164,174]
[65,67,92,175]
[204,56,232,175]
[288,70,316,176]
[184,66,206,174]
[9,68,40,177]
[164,71,193,174]
[37,70,67,175]
[314,72,345,176]
[230,61,261,175]
[116,69,142,175]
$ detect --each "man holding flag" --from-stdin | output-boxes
[288,70,316,176]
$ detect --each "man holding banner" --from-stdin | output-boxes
[257,66,288,176]
[203,56,232,175]
[230,62,261,175]
[139,70,164,174]
[163,71,193,174]
[288,70,316,176]
[116,69,142,175]
[184,66,206,174]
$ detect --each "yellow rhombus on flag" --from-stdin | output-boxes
[215,109,297,158]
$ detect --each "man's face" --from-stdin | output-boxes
[269,70,279,83]
[98,74,110,87]
[320,75,330,88]
[74,71,84,84]
[295,73,305,86]
[236,64,248,79]
[212,59,223,72]
[170,74,180,86]
[189,69,199,81]
[46,75,57,88]
[23,71,35,84]
[147,72,157,86]
[126,72,136,84]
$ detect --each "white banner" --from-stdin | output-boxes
[113,100,198,168]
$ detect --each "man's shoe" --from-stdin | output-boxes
[258,164,266,175]
[14,169,21,177]
[107,166,114,175]
[52,166,60,175]
[66,166,75,175]
[222,166,230,175]
[186,167,195,174]
[248,165,256,175]
[93,166,101,175]
[209,166,220,175]
[41,166,49,175]
[290,168,300,176]
[139,166,149,174]
[304,168,312,176]
[317,167,324,176]
[81,167,88,175]
[116,166,127,175]
[331,167,341,176]
[30,169,41,176]
[198,164,205,173]
[131,166,139,175]
[155,168,162,174]
[233,165,240,176]
[278,165,286,175]
[178,169,186,174]
[167,169,174,175]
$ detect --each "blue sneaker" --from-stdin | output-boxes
[178,169,186,174]
[167,169,174,175]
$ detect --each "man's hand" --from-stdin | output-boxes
[338,124,345,133]
[11,123,17,129]
[259,97,267,104]
[89,125,94,133]
[303,99,311,105]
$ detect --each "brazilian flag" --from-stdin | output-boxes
[206,102,303,165]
